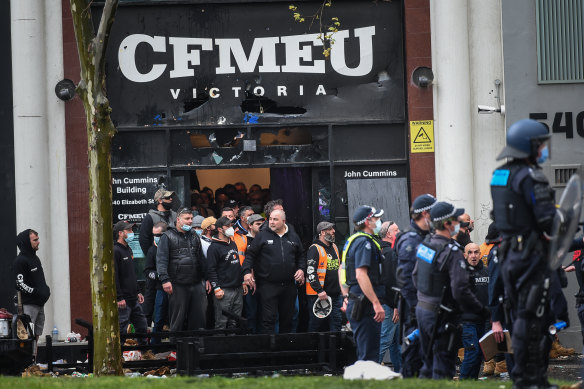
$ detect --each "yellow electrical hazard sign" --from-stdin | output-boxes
[410,120,434,153]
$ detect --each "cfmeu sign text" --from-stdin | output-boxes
[410,120,434,153]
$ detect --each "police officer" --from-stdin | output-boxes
[413,202,489,379]
[343,205,385,361]
[394,193,436,376]
[490,119,567,389]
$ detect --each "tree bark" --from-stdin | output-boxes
[69,0,122,375]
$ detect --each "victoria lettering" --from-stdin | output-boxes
[118,26,376,83]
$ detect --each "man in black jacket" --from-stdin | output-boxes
[459,242,490,379]
[378,221,401,369]
[113,221,148,340]
[13,229,50,339]
[207,217,247,328]
[157,208,207,331]
[242,209,306,333]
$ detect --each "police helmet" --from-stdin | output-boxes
[496,119,550,161]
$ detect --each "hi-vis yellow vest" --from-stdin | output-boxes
[341,232,382,286]
[306,243,340,295]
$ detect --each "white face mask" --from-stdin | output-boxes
[224,227,235,237]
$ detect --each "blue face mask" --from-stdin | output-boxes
[537,145,549,164]
[181,224,192,232]
[125,232,135,242]
[195,229,203,236]
[154,236,161,245]
[373,219,382,235]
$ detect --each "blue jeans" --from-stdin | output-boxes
[307,295,343,332]
[379,304,401,371]
[459,321,486,379]
[151,289,169,344]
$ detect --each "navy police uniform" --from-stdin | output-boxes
[490,118,565,388]
[344,234,384,361]
[413,231,487,379]
[395,221,428,376]
[394,194,436,377]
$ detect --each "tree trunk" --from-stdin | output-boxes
[69,0,122,375]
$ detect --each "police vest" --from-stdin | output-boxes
[490,162,536,233]
[306,243,340,295]
[232,233,248,265]
[415,236,455,297]
[342,232,382,287]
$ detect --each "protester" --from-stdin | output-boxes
[242,213,265,333]
[242,209,305,333]
[413,202,489,379]
[342,205,386,361]
[14,229,50,340]
[207,217,247,329]
[142,222,167,326]
[146,222,169,342]
[459,243,489,379]
[193,215,205,237]
[200,217,216,258]
[156,208,207,331]
[306,221,342,332]
[139,188,176,255]
[378,221,401,370]
[454,213,473,247]
[113,221,148,342]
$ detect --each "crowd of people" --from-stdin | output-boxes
[13,120,584,386]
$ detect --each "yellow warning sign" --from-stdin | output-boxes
[410,120,434,153]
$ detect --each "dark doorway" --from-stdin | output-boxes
[270,167,313,248]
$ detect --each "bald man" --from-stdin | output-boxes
[459,243,490,380]
[242,209,306,333]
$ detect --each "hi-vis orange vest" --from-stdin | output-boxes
[232,233,248,265]
[306,243,340,295]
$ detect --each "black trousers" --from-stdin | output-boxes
[258,281,297,334]
[142,278,157,325]
[168,281,207,332]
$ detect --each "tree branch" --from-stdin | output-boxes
[70,0,98,82]
[94,0,119,91]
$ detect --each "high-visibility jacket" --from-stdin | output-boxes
[232,233,248,265]
[306,243,340,295]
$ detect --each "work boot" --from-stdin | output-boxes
[552,337,575,357]
[495,359,508,375]
[458,347,465,363]
[483,358,496,375]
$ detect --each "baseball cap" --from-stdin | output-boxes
[114,221,134,234]
[154,188,175,202]
[353,205,384,225]
[247,214,265,224]
[193,215,205,228]
[215,216,234,229]
[201,217,217,230]
[429,201,465,222]
[411,194,438,214]
[317,221,335,233]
